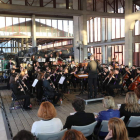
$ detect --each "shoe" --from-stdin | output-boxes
[23,107,32,110]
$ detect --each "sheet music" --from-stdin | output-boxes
[78,75,88,77]
[32,79,38,87]
[59,76,65,84]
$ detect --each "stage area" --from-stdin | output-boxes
[0,88,124,138]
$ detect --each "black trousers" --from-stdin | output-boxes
[53,92,61,104]
[88,77,97,97]
[106,84,122,96]
[16,94,30,108]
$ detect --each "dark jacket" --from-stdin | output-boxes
[119,104,140,124]
[63,111,95,129]
[119,104,140,137]
[43,79,55,97]
[114,73,122,85]
[87,60,100,78]
[131,69,137,79]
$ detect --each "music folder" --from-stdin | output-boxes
[58,76,65,84]
[32,79,38,87]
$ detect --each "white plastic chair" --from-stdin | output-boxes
[126,116,140,127]
[71,121,97,137]
[36,129,67,140]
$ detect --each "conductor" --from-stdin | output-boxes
[87,55,100,99]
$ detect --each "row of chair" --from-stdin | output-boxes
[36,116,126,140]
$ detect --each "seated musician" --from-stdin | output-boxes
[43,74,61,106]
[106,68,122,97]
[111,58,118,68]
[131,65,137,81]
[10,74,31,110]
[102,69,114,94]
[70,67,79,92]
[124,66,132,88]
[119,64,125,75]
[63,68,70,93]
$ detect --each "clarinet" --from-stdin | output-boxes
[16,79,26,95]
[107,74,114,85]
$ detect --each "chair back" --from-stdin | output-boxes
[120,116,125,121]
[126,116,140,127]
[36,129,67,140]
[100,120,108,133]
[71,121,97,137]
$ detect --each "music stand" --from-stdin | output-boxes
[58,76,70,101]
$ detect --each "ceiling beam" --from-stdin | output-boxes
[0,3,124,18]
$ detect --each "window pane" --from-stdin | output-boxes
[98,18,100,41]
[58,20,63,37]
[0,17,5,36]
[69,21,73,37]
[87,21,89,43]
[116,19,120,38]
[52,20,57,37]
[63,20,68,37]
[121,19,125,37]
[112,18,115,39]
[94,18,97,42]
[46,19,52,37]
[135,20,139,35]
[6,17,12,35]
[90,19,93,42]
[135,43,139,52]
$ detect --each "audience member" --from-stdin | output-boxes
[62,129,87,140]
[134,85,140,104]
[94,96,120,137]
[31,101,63,136]
[13,130,35,140]
[105,117,129,140]
[63,98,95,129]
[119,92,140,137]
[134,136,140,140]
[119,92,140,124]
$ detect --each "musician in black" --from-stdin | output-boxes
[87,55,100,98]
[10,74,31,110]
[131,65,137,80]
[125,66,132,88]
[106,68,122,97]
[45,54,49,63]
[119,64,125,75]
[43,74,61,105]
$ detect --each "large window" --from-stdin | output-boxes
[36,19,73,37]
[112,45,124,64]
[135,20,140,35]
[0,16,31,37]
[112,18,125,39]
[133,43,140,66]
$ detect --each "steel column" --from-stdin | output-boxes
[53,0,56,8]
[40,0,43,7]
[66,0,69,9]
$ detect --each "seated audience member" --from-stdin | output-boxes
[119,92,140,137]
[119,92,140,124]
[31,101,63,136]
[13,130,35,140]
[63,98,95,129]
[62,129,87,140]
[95,96,120,137]
[105,117,129,140]
[134,85,140,104]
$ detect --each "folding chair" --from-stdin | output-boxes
[9,89,24,113]
[71,121,97,138]
[36,129,67,140]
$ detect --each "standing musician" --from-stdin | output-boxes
[86,55,101,99]
[106,68,122,97]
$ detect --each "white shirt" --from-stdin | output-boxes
[31,118,63,136]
